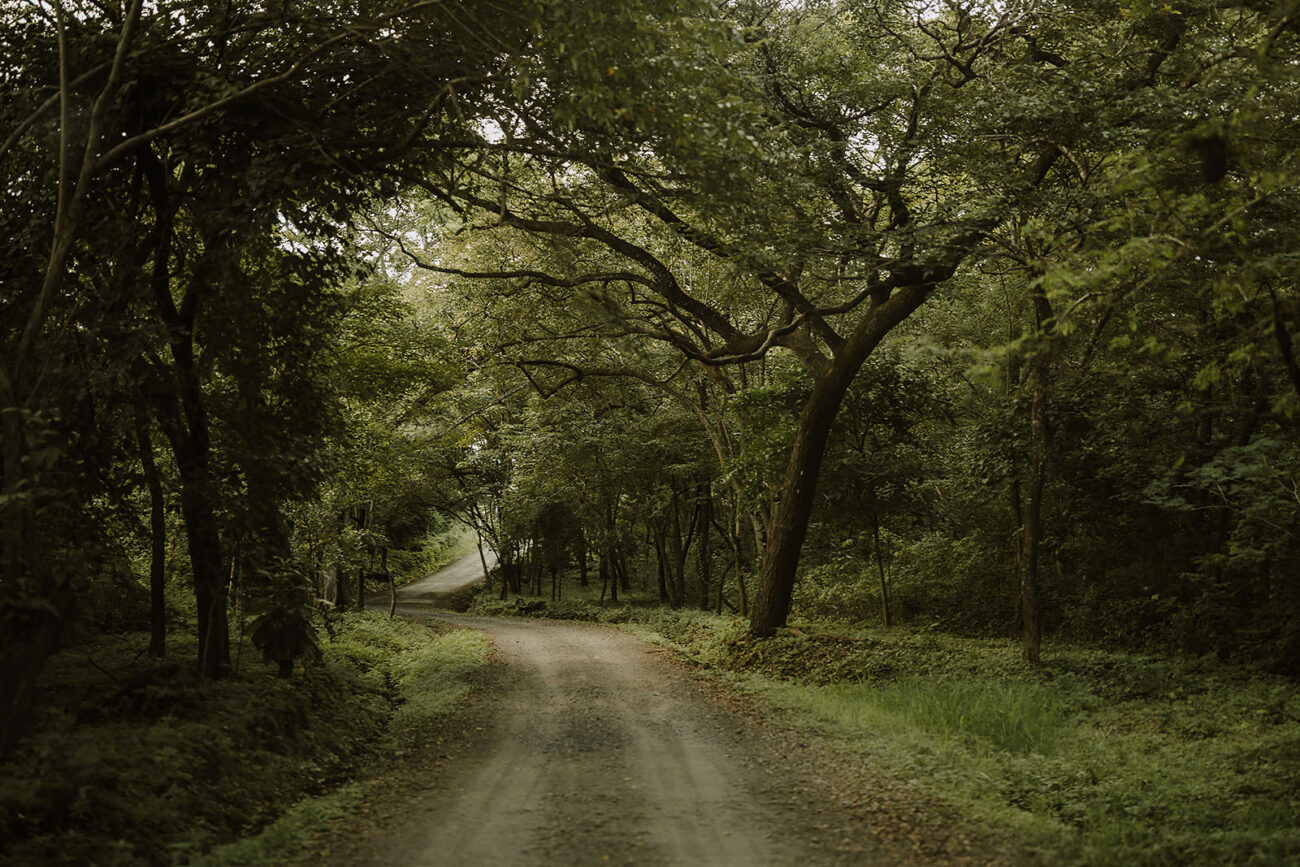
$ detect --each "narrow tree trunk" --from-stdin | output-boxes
[385,547,396,617]
[507,543,523,594]
[231,543,244,674]
[0,386,65,756]
[719,490,747,615]
[153,376,231,678]
[736,530,749,616]
[668,497,691,604]
[616,546,630,593]
[697,485,712,611]
[178,471,231,677]
[1020,288,1054,664]
[598,552,609,604]
[577,530,589,587]
[870,509,891,627]
[135,404,168,656]
[606,547,619,604]
[355,506,368,613]
[654,523,676,605]
[476,532,493,592]
[323,565,340,608]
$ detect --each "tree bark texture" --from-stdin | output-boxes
[154,376,231,678]
[749,371,855,635]
[749,286,930,637]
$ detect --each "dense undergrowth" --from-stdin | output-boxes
[472,588,1300,865]
[0,613,487,866]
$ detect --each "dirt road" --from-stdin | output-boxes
[322,612,882,866]
[366,550,497,615]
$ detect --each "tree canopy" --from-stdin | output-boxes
[2,0,1298,757]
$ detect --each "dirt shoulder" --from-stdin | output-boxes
[302,613,1030,866]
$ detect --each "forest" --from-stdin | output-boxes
[2,0,1299,863]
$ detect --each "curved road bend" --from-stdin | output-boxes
[365,550,497,616]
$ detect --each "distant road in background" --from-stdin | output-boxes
[366,549,497,615]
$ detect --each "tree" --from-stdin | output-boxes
[1,0,530,751]
[397,0,1277,647]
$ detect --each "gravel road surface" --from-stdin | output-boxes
[329,613,879,866]
[365,550,496,615]
[325,555,1012,866]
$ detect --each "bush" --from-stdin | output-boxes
[0,612,486,866]
[622,611,1300,866]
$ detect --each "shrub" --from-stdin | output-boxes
[0,612,486,865]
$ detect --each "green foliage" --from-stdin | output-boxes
[791,560,881,623]
[248,577,322,675]
[388,629,489,745]
[192,782,366,867]
[627,611,1300,866]
[0,613,486,865]
[789,677,1068,757]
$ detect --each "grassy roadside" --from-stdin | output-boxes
[0,613,488,866]
[472,589,1300,865]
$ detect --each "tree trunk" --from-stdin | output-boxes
[654,523,676,605]
[606,547,619,604]
[577,529,589,587]
[385,547,397,617]
[1019,287,1055,664]
[870,509,891,627]
[598,552,609,604]
[534,542,546,596]
[138,404,168,659]
[155,385,231,679]
[750,369,856,635]
[323,565,340,608]
[697,484,712,611]
[355,506,369,613]
[745,283,934,637]
[668,496,692,604]
[616,546,630,593]
[718,490,748,615]
[0,391,66,756]
[179,467,231,677]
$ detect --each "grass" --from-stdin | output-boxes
[702,624,1300,864]
[198,625,490,867]
[0,612,488,866]
[471,576,1300,865]
[797,676,1068,755]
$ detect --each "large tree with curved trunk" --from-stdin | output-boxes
[408,0,1267,640]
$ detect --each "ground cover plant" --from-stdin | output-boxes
[477,585,1300,865]
[0,613,487,866]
